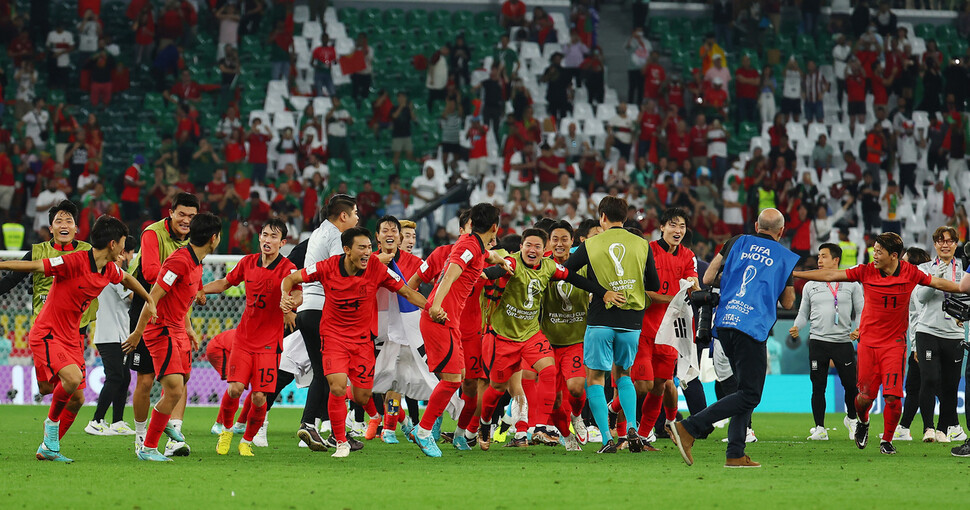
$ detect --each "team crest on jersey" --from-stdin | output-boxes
[811,360,818,370]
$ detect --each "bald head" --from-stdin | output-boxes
[756,208,785,239]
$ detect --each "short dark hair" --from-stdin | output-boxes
[376,215,401,233]
[550,220,574,237]
[172,192,200,212]
[263,218,288,239]
[469,203,500,234]
[124,235,137,252]
[932,226,959,243]
[459,209,471,228]
[625,226,644,237]
[576,219,599,240]
[499,234,521,253]
[48,199,79,225]
[904,246,931,265]
[341,226,371,249]
[533,217,557,234]
[325,194,356,220]
[874,232,904,257]
[188,212,222,247]
[598,196,628,223]
[89,215,129,250]
[818,242,842,261]
[660,207,690,226]
[520,228,548,246]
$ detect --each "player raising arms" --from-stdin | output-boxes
[0,216,154,462]
[124,213,222,462]
[794,232,965,455]
[200,219,301,457]
[280,226,428,458]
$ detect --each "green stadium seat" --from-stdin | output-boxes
[474,11,497,25]
[935,25,957,43]
[915,24,934,39]
[648,18,671,38]
[405,9,428,27]
[739,122,759,142]
[428,9,450,27]
[384,8,405,25]
[453,11,473,26]
[337,7,358,23]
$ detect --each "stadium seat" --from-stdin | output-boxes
[739,122,760,142]
[807,123,829,144]
[829,123,852,151]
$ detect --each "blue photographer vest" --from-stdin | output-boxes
[714,235,799,342]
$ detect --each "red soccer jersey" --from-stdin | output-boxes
[846,73,866,102]
[459,278,488,337]
[638,112,661,141]
[643,63,666,99]
[302,254,405,343]
[416,244,453,284]
[155,246,204,331]
[208,328,235,352]
[641,241,698,339]
[36,250,124,342]
[689,125,708,157]
[391,250,423,281]
[225,253,299,351]
[846,261,931,346]
[424,234,489,330]
[468,125,489,159]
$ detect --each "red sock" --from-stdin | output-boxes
[144,408,171,449]
[419,380,461,430]
[398,406,406,423]
[48,382,71,421]
[522,378,538,428]
[363,397,379,419]
[467,415,481,434]
[855,395,872,423]
[383,410,399,431]
[219,391,240,429]
[58,409,78,439]
[535,366,556,426]
[244,403,266,441]
[638,393,664,437]
[238,392,253,424]
[616,417,627,437]
[664,403,678,421]
[609,395,621,413]
[328,393,348,443]
[550,404,571,438]
[479,386,505,424]
[457,391,478,430]
[344,386,354,400]
[568,393,586,418]
[882,398,902,443]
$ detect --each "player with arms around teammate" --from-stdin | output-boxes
[200,219,301,457]
[564,196,659,453]
[126,192,199,457]
[281,226,428,458]
[668,208,798,468]
[790,243,864,441]
[794,232,964,455]
[0,216,154,462]
[124,213,222,462]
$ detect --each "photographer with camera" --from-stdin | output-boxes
[667,209,798,468]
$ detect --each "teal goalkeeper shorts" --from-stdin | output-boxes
[583,326,641,371]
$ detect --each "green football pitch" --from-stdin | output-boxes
[1,406,967,508]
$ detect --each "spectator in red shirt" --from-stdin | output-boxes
[642,51,666,101]
[156,1,185,48]
[7,31,34,66]
[246,117,271,184]
[0,150,15,216]
[703,77,730,121]
[174,170,196,195]
[356,180,382,222]
[668,119,691,166]
[164,69,202,105]
[734,54,760,126]
[120,155,146,224]
[466,117,489,178]
[268,20,293,81]
[865,124,885,184]
[688,113,709,169]
[131,7,155,64]
[311,35,336,96]
[223,130,246,174]
[369,89,393,136]
[636,99,661,161]
[501,0,527,29]
[536,142,563,193]
[845,59,867,132]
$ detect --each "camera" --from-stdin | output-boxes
[690,289,720,343]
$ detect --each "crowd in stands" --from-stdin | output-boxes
[0,0,968,267]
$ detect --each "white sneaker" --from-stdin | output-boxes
[297,439,309,448]
[746,428,758,443]
[331,441,351,458]
[84,420,112,436]
[644,429,657,444]
[253,419,269,447]
[318,420,332,434]
[947,425,968,442]
[894,425,913,441]
[349,421,365,439]
[110,421,136,435]
[570,414,588,445]
[211,422,225,435]
[807,426,829,440]
[134,434,146,456]
[844,416,858,440]
[923,428,936,442]
[713,418,730,429]
[587,426,602,444]
[164,439,191,457]
[563,433,582,452]
[936,429,950,443]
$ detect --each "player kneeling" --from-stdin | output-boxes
[281,227,428,458]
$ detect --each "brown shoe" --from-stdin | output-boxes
[665,421,695,466]
[724,455,761,468]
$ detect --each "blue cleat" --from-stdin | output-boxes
[163,423,185,442]
[431,416,443,442]
[381,429,400,444]
[43,419,60,453]
[36,444,73,463]
[137,447,173,462]
[210,422,225,435]
[401,419,415,443]
[413,432,442,458]
[453,434,471,451]
[231,422,246,434]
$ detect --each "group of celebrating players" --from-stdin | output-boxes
[5,188,969,465]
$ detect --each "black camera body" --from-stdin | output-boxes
[690,290,720,343]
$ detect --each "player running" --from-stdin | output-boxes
[200,219,301,457]
[790,243,864,441]
[280,226,428,458]
[124,213,222,462]
[0,216,153,462]
[794,232,965,455]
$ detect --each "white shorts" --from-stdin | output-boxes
[278,330,313,388]
[468,157,489,177]
[373,341,436,399]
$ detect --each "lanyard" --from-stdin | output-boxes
[936,258,958,320]
[826,282,840,325]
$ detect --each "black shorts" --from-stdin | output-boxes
[808,339,856,375]
[440,142,463,155]
[848,100,866,116]
[125,287,156,374]
[781,97,801,115]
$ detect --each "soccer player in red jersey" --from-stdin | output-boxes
[124,213,222,462]
[280,226,428,458]
[795,232,964,455]
[200,219,301,457]
[412,203,508,458]
[205,328,253,435]
[0,216,153,462]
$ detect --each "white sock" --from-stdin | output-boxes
[415,426,432,439]
[464,429,477,440]
[368,413,380,421]
[135,420,147,436]
[169,419,183,432]
[455,427,466,438]
[240,438,252,444]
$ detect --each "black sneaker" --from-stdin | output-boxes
[439,432,454,444]
[855,420,870,449]
[616,437,629,450]
[596,440,618,454]
[466,433,478,449]
[297,423,327,452]
[504,435,528,448]
[348,436,364,451]
[627,428,643,453]
[879,441,897,455]
[952,439,970,457]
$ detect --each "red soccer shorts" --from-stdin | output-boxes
[461,330,486,380]
[857,341,905,399]
[553,343,585,384]
[28,329,87,389]
[144,325,192,378]
[631,338,678,382]
[484,331,553,384]
[228,348,281,393]
[322,337,375,390]
[206,342,230,380]
[420,314,464,375]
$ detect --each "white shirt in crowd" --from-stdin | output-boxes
[426,56,448,90]
[897,131,919,165]
[783,69,802,99]
[34,189,68,231]
[298,220,342,312]
[78,21,100,52]
[707,126,727,158]
[832,43,851,80]
[410,173,446,208]
[46,30,75,67]
[93,283,131,344]
[302,162,329,182]
[722,186,745,226]
[326,109,351,137]
[22,109,50,147]
[608,114,634,145]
